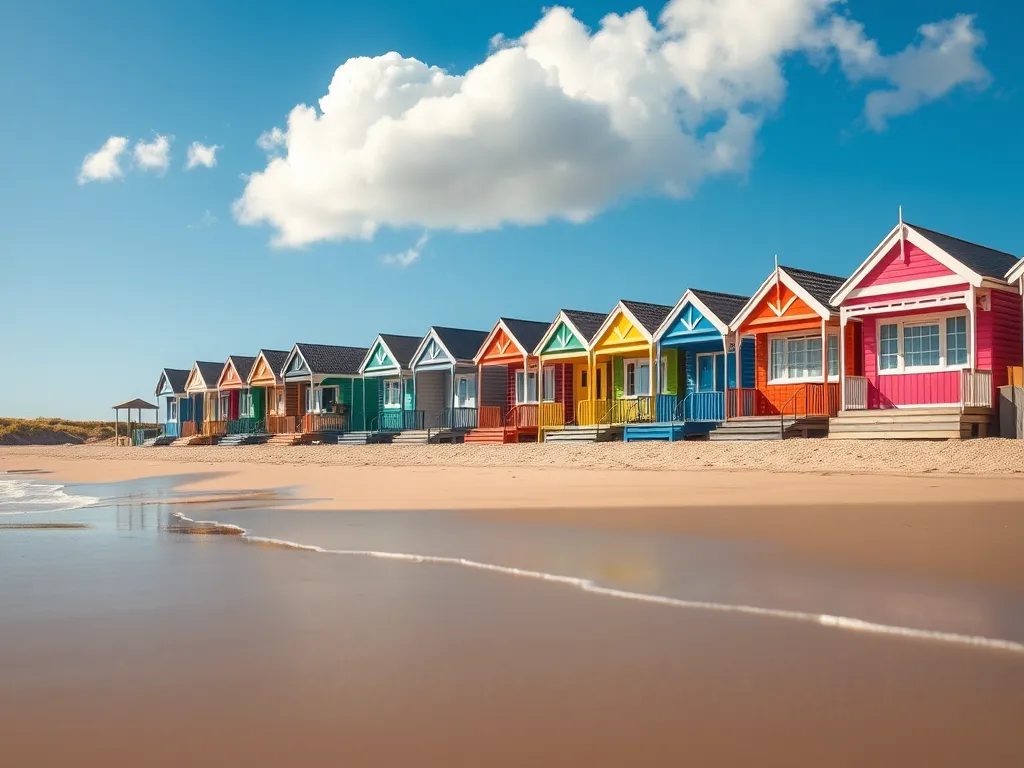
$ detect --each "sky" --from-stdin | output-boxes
[1,0,1022,419]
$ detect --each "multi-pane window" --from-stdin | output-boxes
[239,392,252,418]
[624,359,651,397]
[455,376,476,407]
[903,324,941,368]
[168,399,178,421]
[542,367,556,402]
[769,334,838,381]
[946,316,968,365]
[515,371,539,404]
[879,324,899,370]
[383,380,402,407]
[770,339,786,380]
[218,393,230,419]
[826,334,839,377]
[306,387,338,413]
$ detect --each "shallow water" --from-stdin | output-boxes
[1,472,1022,767]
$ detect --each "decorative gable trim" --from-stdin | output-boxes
[473,319,529,365]
[247,351,283,386]
[281,345,311,379]
[730,267,833,333]
[217,359,241,390]
[411,328,456,369]
[155,370,176,397]
[533,311,594,357]
[358,336,401,375]
[1006,257,1024,285]
[184,363,210,393]
[591,301,653,348]
[830,223,984,306]
[654,290,729,341]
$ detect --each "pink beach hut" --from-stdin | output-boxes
[829,214,1022,439]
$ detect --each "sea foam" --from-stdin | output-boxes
[0,478,99,515]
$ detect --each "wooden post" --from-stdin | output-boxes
[839,310,847,413]
[733,332,741,419]
[821,317,828,417]
[649,342,656,421]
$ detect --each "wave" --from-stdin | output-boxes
[0,478,99,515]
[169,511,1024,657]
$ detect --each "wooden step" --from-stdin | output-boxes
[464,428,512,444]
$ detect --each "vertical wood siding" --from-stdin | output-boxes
[977,289,1023,395]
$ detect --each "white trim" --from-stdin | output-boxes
[653,289,731,341]
[358,335,404,376]
[247,350,285,387]
[532,311,596,357]
[473,318,530,365]
[410,328,458,370]
[840,291,969,321]
[729,266,834,333]
[1006,258,1024,284]
[541,366,557,403]
[281,345,312,379]
[621,356,652,398]
[305,384,341,414]
[514,369,540,405]
[874,310,971,376]
[694,351,724,393]
[831,224,985,306]
[590,301,654,350]
[845,274,967,300]
[453,373,477,408]
[766,330,839,385]
[382,379,403,408]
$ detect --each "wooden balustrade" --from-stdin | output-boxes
[507,404,538,428]
[843,376,868,411]
[180,421,198,438]
[303,413,349,433]
[679,391,725,422]
[203,420,228,437]
[726,388,760,418]
[607,397,653,424]
[267,415,299,434]
[538,402,565,428]
[961,369,993,408]
[576,399,612,426]
[477,406,503,429]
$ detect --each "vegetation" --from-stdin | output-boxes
[0,418,154,445]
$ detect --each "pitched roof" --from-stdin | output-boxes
[500,318,550,354]
[621,300,674,335]
[562,309,608,343]
[909,223,1020,280]
[378,334,422,368]
[295,343,369,375]
[432,326,489,362]
[258,349,290,374]
[227,355,257,381]
[779,266,846,312]
[689,290,751,327]
[196,361,224,388]
[158,368,189,396]
[113,398,158,410]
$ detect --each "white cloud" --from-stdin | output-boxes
[235,0,991,247]
[829,14,989,130]
[133,134,172,174]
[187,209,218,229]
[78,136,129,184]
[382,233,429,267]
[186,141,220,169]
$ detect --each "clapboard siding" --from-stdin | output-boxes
[863,318,962,406]
[480,365,507,408]
[416,370,448,427]
[860,240,955,287]
[978,289,1023,395]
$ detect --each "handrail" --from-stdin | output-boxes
[779,387,803,439]
[676,391,725,423]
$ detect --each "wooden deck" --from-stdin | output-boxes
[828,407,994,440]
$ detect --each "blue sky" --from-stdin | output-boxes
[1,0,1021,419]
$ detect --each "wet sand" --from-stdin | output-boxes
[1,472,1023,766]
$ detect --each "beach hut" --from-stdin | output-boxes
[624,290,754,441]
[1005,258,1024,389]
[274,343,376,444]
[179,361,226,444]
[241,349,290,437]
[357,333,424,440]
[214,354,271,446]
[828,219,1022,439]
[154,368,189,440]
[532,309,609,441]
[717,264,848,440]
[465,318,551,443]
[408,326,490,442]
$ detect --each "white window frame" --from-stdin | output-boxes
[515,370,539,405]
[306,385,339,414]
[658,354,669,394]
[274,389,285,415]
[695,352,722,393]
[767,331,839,385]
[454,375,476,408]
[875,311,971,376]
[622,358,651,398]
[218,393,230,419]
[383,380,402,408]
[168,399,178,422]
[542,366,556,403]
[239,392,252,418]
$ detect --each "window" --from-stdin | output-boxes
[239,393,252,418]
[275,390,285,415]
[515,370,539,404]
[306,386,338,413]
[875,313,970,374]
[168,399,178,421]
[580,370,588,388]
[659,355,668,394]
[946,316,968,365]
[879,324,899,370]
[696,354,717,392]
[768,333,838,383]
[384,380,402,408]
[542,367,556,402]
[623,359,651,397]
[218,393,230,419]
[455,375,476,408]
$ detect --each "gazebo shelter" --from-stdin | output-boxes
[112,398,159,446]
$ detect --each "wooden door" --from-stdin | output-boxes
[576,364,589,402]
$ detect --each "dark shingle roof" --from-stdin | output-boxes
[196,361,224,389]
[500,318,550,355]
[113,398,158,410]
[621,300,674,335]
[227,355,257,382]
[780,266,846,312]
[295,343,369,375]
[562,309,608,343]
[689,290,751,327]
[432,327,489,362]
[258,349,290,376]
[159,368,189,395]
[378,334,422,368]
[909,223,1020,280]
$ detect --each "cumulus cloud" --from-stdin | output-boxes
[133,134,172,174]
[235,0,991,247]
[78,136,129,184]
[382,233,429,267]
[186,141,220,169]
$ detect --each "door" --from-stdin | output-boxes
[576,365,589,402]
[595,364,608,400]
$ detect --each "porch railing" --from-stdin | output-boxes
[303,413,349,433]
[806,383,841,417]
[655,394,677,422]
[538,401,565,429]
[843,376,868,411]
[505,404,539,430]
[477,406,504,429]
[227,417,265,435]
[180,421,199,438]
[164,422,180,438]
[203,420,229,437]
[576,399,613,426]
[961,369,993,408]
[437,407,478,430]
[726,388,761,418]
[375,409,425,432]
[607,397,654,424]
[267,415,300,434]
[677,391,725,423]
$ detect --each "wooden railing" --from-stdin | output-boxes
[377,409,425,432]
[267,415,299,434]
[726,388,761,418]
[303,413,349,433]
[843,376,868,411]
[655,394,677,423]
[576,399,612,426]
[228,417,265,435]
[538,402,565,428]
[505,404,539,429]
[437,407,477,430]
[806,383,841,417]
[478,406,504,429]
[961,369,993,408]
[677,391,724,423]
[203,420,228,437]
[180,421,199,438]
[607,397,654,424]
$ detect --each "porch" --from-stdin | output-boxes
[465,404,541,444]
